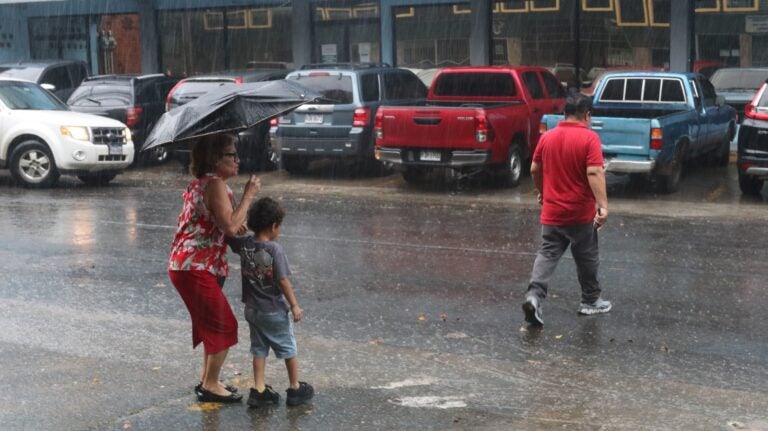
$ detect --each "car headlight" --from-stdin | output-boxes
[125,127,133,143]
[60,126,90,141]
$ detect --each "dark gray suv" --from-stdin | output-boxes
[270,64,427,174]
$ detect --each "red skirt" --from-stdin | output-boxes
[169,270,238,355]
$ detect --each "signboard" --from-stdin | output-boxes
[321,44,337,63]
[358,43,371,63]
[746,15,768,33]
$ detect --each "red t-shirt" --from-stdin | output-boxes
[533,121,604,226]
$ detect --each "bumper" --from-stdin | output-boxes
[744,166,768,177]
[272,129,369,158]
[604,158,655,173]
[55,140,135,172]
[376,147,490,167]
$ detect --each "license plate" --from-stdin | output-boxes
[304,114,323,124]
[420,150,441,162]
[108,144,123,155]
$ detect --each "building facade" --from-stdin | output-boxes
[0,1,766,85]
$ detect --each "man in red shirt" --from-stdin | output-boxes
[522,92,610,326]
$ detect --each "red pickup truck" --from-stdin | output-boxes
[374,66,566,185]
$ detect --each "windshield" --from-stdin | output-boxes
[0,66,44,82]
[710,69,768,91]
[68,82,131,106]
[0,80,69,110]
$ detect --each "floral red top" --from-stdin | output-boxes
[168,174,234,277]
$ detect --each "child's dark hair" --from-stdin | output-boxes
[247,197,285,233]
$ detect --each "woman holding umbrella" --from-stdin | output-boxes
[168,133,260,403]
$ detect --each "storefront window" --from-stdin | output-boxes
[226,6,293,70]
[394,3,470,68]
[159,10,225,76]
[695,0,768,74]
[312,1,381,64]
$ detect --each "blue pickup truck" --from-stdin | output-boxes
[541,72,737,193]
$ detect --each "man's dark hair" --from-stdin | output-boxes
[564,92,593,119]
[247,197,285,233]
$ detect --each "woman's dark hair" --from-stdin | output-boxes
[247,197,285,233]
[564,92,593,119]
[189,133,236,178]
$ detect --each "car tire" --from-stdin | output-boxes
[10,140,60,188]
[492,143,522,187]
[655,145,684,194]
[738,170,764,196]
[77,172,117,186]
[711,134,730,167]
[148,146,170,165]
[282,155,309,174]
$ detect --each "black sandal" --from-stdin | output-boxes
[195,382,238,396]
[197,387,243,403]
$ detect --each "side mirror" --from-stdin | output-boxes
[715,95,725,106]
[41,83,56,92]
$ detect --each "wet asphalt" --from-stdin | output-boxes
[0,159,766,431]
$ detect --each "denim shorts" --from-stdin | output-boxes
[244,307,297,359]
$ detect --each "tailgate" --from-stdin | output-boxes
[379,106,482,149]
[590,116,652,157]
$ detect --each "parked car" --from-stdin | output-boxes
[0,59,88,102]
[374,66,566,186]
[543,71,737,193]
[166,68,289,170]
[736,80,768,195]
[693,59,727,79]
[67,73,180,164]
[0,78,134,187]
[270,64,427,174]
[709,67,768,121]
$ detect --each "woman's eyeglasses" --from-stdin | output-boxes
[222,152,239,160]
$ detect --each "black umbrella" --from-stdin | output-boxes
[141,79,320,152]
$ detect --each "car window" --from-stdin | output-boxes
[600,79,625,101]
[69,64,87,87]
[710,69,768,91]
[289,74,354,104]
[360,73,379,102]
[137,81,160,102]
[41,66,72,91]
[433,73,516,97]
[661,79,685,103]
[522,72,545,99]
[0,80,68,110]
[68,81,131,106]
[383,72,426,100]
[173,80,232,98]
[541,72,566,99]
[699,78,717,107]
[643,79,661,102]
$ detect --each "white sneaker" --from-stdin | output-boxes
[578,298,612,315]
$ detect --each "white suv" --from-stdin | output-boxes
[0,78,134,187]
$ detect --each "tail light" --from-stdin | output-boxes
[650,127,663,151]
[475,114,490,143]
[126,107,142,127]
[234,76,244,84]
[539,122,548,134]
[270,118,278,127]
[165,79,186,112]
[353,107,370,127]
[744,103,768,121]
[374,111,384,140]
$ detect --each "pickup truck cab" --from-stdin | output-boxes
[374,66,566,185]
[0,78,134,187]
[542,71,737,193]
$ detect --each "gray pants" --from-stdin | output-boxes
[527,223,601,304]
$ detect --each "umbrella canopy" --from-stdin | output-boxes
[141,79,320,152]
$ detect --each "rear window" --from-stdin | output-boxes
[174,80,233,98]
[0,66,44,82]
[599,77,685,103]
[68,81,131,106]
[383,72,426,100]
[433,73,517,97]
[289,74,354,104]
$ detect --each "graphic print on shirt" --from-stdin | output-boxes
[242,245,280,296]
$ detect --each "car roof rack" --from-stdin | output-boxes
[299,62,391,70]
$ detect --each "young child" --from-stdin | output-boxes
[227,197,314,407]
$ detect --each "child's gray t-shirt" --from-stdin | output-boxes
[227,236,291,312]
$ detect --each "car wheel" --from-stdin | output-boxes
[149,146,170,165]
[655,145,684,194]
[503,144,523,187]
[282,155,309,174]
[711,134,730,167]
[77,172,117,186]
[738,170,764,195]
[10,140,60,188]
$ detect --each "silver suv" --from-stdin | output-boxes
[270,64,426,174]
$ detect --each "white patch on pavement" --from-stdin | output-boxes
[390,396,467,409]
[373,377,436,389]
[444,332,469,339]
